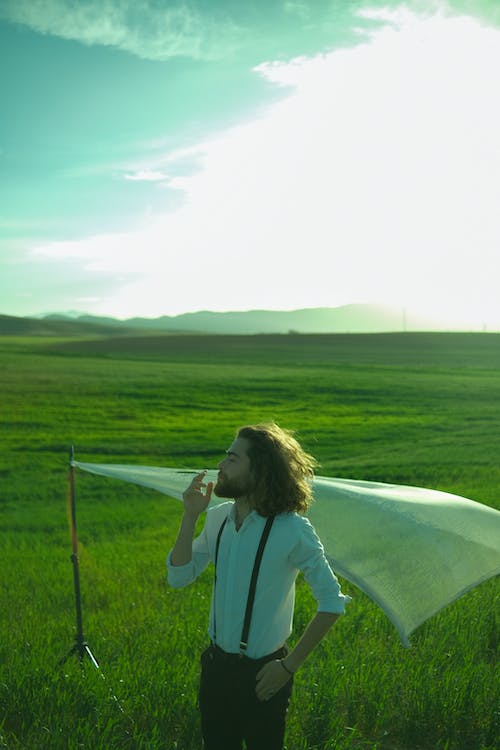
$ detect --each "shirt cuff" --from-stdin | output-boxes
[166,550,196,588]
[316,592,352,614]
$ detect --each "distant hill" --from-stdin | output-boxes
[0,314,149,337]
[18,304,442,335]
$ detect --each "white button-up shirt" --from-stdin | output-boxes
[167,501,350,658]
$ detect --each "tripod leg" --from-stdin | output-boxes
[84,643,100,669]
[57,642,80,666]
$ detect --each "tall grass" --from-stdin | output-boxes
[0,333,498,749]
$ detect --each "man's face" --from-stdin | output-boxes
[214,437,254,499]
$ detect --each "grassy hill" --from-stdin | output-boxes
[45,329,500,369]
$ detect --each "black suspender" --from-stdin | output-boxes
[214,516,228,568]
[213,514,275,654]
[240,516,274,653]
[212,516,228,646]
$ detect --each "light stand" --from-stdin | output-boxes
[59,446,99,669]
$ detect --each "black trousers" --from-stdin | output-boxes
[198,644,293,750]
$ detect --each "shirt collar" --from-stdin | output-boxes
[228,502,259,529]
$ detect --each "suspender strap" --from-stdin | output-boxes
[240,515,275,654]
[214,516,228,568]
[213,516,228,645]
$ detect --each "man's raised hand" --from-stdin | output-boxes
[182,471,214,518]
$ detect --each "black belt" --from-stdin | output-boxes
[208,642,287,665]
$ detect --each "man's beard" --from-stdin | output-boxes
[214,473,253,500]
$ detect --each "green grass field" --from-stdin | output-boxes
[0,332,498,749]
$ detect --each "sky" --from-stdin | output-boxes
[1,0,500,328]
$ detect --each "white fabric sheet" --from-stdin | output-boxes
[73,461,500,646]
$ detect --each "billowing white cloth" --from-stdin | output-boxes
[73,461,500,646]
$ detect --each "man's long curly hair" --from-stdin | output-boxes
[237,422,316,516]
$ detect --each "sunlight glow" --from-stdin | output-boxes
[32,8,500,326]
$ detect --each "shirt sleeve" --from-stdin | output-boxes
[290,516,351,614]
[166,503,231,588]
[166,518,211,588]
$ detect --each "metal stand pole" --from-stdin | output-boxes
[59,446,99,669]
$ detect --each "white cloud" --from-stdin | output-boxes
[0,0,240,61]
[124,169,169,182]
[32,8,500,326]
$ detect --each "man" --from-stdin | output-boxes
[167,422,350,750]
